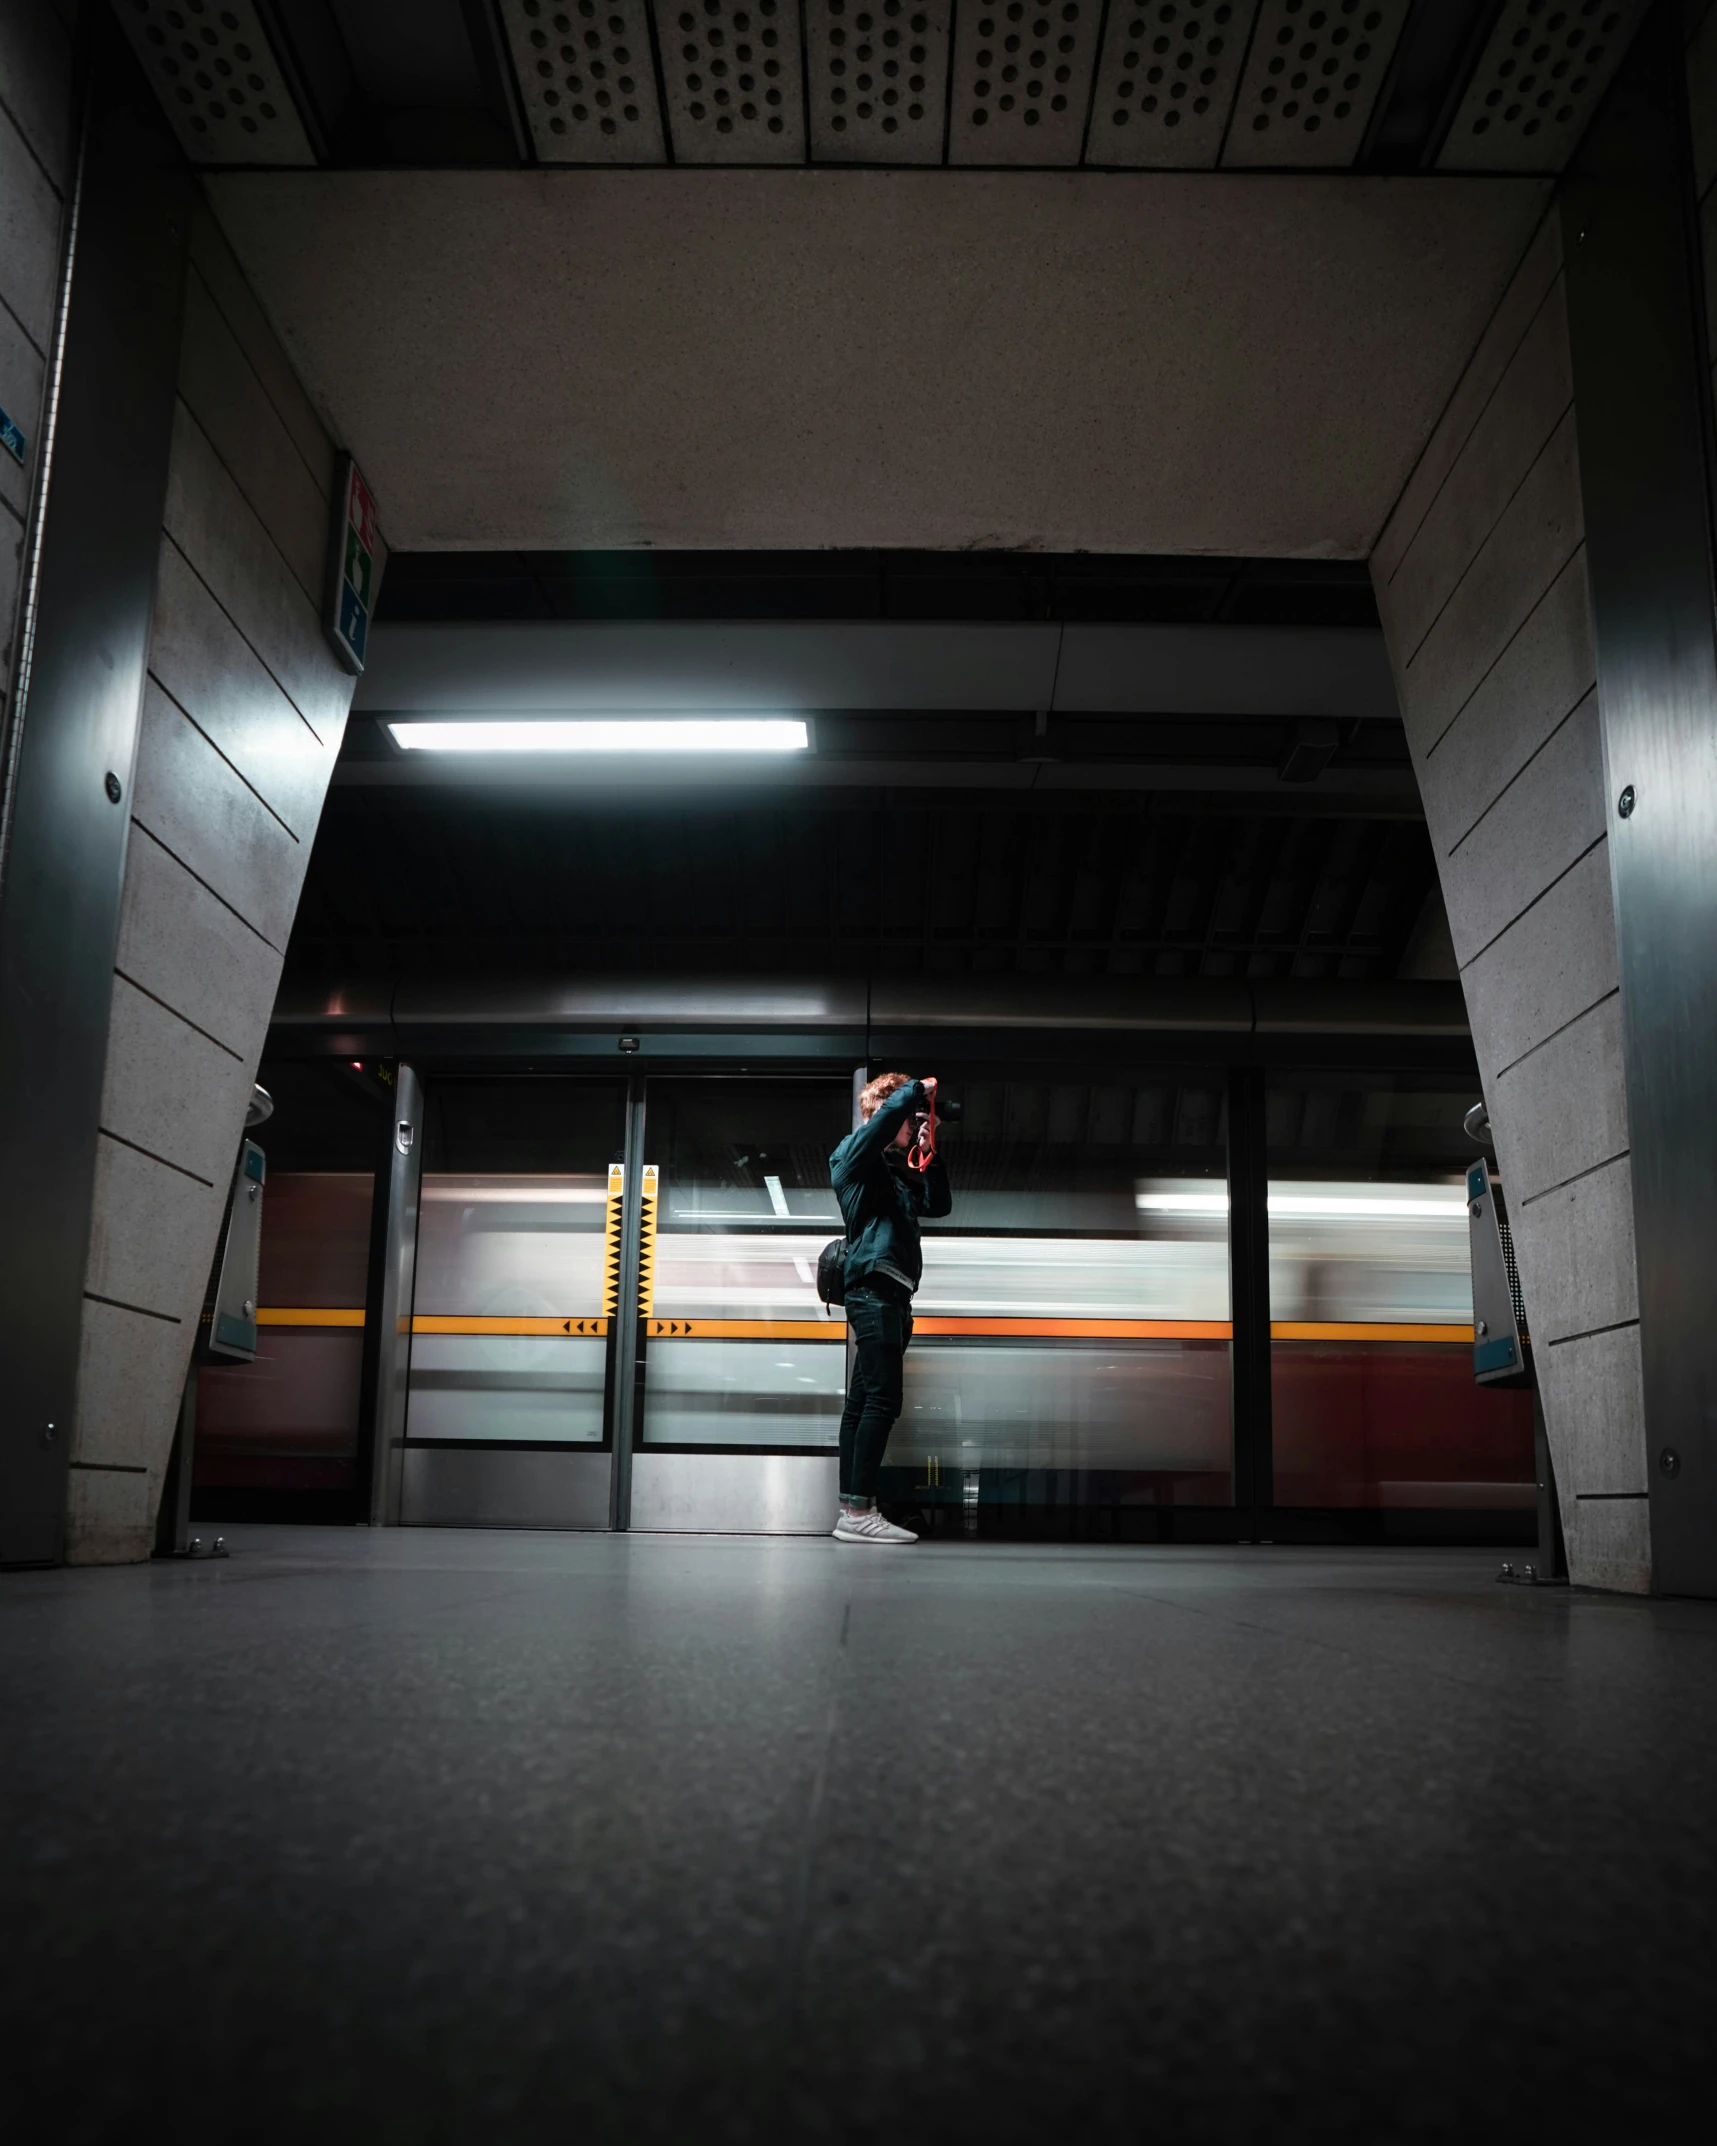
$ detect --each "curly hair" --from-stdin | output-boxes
[858,1071,915,1121]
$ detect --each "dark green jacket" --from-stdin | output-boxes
[829,1078,952,1293]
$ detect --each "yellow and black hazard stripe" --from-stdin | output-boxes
[601,1161,624,1318]
[637,1163,659,1319]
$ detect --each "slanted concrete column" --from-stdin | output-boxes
[1371,210,1646,1594]
[1375,8,1717,1596]
[66,204,381,1562]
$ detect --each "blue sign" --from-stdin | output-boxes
[325,454,378,674]
[338,578,369,665]
[0,405,24,467]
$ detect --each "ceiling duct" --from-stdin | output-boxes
[115,0,318,164]
[1436,0,1650,173]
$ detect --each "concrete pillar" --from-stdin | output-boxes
[66,203,380,1562]
[1370,207,1645,1593]
[1374,8,1717,1596]
[0,11,377,1564]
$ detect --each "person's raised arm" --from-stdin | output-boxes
[842,1077,925,1166]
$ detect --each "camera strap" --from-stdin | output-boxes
[906,1084,938,1173]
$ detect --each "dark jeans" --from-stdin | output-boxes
[839,1284,914,1500]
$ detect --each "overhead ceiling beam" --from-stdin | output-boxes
[269,970,1470,1038]
[351,619,1401,718]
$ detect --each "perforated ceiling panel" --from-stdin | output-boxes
[805,0,952,164]
[1085,0,1259,168]
[947,0,1104,165]
[1221,0,1410,168]
[652,0,806,161]
[114,0,315,164]
[497,0,668,162]
[1437,0,1649,172]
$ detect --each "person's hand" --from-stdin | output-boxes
[921,1076,937,1096]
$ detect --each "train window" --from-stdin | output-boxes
[193,1060,388,1516]
[407,1079,629,1449]
[640,1079,852,1450]
[884,1068,1233,1527]
[1265,1072,1535,1513]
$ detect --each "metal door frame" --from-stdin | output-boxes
[380,1068,636,1529]
[622,1069,854,1534]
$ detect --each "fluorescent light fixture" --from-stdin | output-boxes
[387,718,809,753]
[763,1174,791,1218]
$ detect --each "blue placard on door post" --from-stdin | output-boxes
[325,453,379,674]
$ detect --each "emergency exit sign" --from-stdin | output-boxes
[325,453,379,674]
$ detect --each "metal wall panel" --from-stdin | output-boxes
[1085,0,1258,168]
[497,0,669,162]
[0,21,194,1565]
[630,1450,838,1531]
[946,0,1105,163]
[1561,9,1717,1595]
[608,1079,647,1527]
[805,0,952,162]
[1221,0,1410,168]
[400,1445,613,1527]
[652,0,806,160]
[363,1064,424,1524]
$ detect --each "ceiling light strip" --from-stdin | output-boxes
[386,717,812,751]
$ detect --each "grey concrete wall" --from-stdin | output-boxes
[66,202,370,1562]
[1371,210,1650,1595]
[0,1,76,760]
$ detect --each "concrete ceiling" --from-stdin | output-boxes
[206,169,1550,557]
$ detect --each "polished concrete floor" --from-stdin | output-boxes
[3,1529,1715,2143]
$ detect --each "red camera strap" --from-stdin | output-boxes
[907,1084,938,1173]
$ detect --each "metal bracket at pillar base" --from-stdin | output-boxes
[1496,1561,1568,1588]
[169,1535,228,1561]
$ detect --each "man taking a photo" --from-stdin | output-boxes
[828,1072,951,1545]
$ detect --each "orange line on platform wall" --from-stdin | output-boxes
[259,1311,1474,1347]
[1271,1322,1474,1343]
[643,1317,1231,1341]
[410,1315,611,1337]
[648,1319,847,1340]
[913,1317,1233,1340]
[255,1308,366,1327]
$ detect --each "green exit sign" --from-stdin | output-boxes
[325,454,379,674]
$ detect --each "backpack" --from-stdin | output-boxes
[816,1237,848,1309]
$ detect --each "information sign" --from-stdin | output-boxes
[325,453,379,673]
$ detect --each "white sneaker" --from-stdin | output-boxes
[832,1507,919,1545]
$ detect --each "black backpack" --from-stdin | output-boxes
[816,1236,848,1309]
